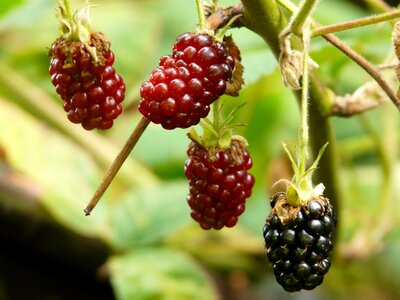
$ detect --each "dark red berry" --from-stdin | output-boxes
[184,138,254,230]
[263,193,336,292]
[139,32,235,129]
[49,33,125,130]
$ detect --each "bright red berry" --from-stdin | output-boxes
[49,33,125,130]
[139,32,235,129]
[184,137,255,230]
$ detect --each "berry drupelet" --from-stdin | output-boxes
[49,2,125,130]
[139,32,235,129]
[263,192,336,292]
[49,34,125,130]
[184,137,255,230]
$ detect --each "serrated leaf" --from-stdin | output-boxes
[109,249,219,300]
[110,181,190,248]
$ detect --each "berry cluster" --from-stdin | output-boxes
[184,138,255,230]
[139,32,235,129]
[49,34,125,130]
[263,193,335,292]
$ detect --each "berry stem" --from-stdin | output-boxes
[288,0,319,36]
[311,10,400,37]
[298,27,311,178]
[195,0,207,31]
[84,117,150,215]
[212,99,221,130]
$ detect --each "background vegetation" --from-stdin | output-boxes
[0,0,399,299]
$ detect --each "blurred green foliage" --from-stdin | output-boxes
[0,0,400,299]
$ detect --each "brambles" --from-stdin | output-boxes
[138,32,235,129]
[49,33,125,130]
[263,193,335,292]
[184,137,255,229]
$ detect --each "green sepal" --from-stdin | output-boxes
[286,183,301,207]
[282,142,299,175]
[187,127,202,145]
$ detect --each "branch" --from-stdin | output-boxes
[84,117,150,215]
[276,0,400,111]
[205,3,244,31]
[322,33,400,110]
[311,10,400,37]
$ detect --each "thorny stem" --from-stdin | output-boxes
[311,10,400,37]
[196,0,206,31]
[84,117,150,215]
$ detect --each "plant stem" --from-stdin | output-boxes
[212,100,220,130]
[311,10,400,37]
[322,33,400,109]
[289,0,318,36]
[276,0,400,110]
[84,117,150,215]
[298,29,311,177]
[241,0,342,210]
[195,0,206,31]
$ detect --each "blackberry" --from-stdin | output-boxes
[184,137,255,229]
[139,32,235,129]
[263,193,335,292]
[49,33,125,130]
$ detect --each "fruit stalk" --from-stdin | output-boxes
[84,117,150,215]
[298,27,311,179]
[195,0,206,31]
[289,0,318,36]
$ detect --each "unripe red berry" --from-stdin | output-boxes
[184,138,255,230]
[49,33,125,130]
[139,32,235,129]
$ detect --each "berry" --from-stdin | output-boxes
[263,193,336,292]
[184,137,255,229]
[139,32,235,129]
[49,33,125,130]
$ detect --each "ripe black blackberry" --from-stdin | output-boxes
[263,192,335,292]
[139,32,235,129]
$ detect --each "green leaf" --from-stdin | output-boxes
[109,249,218,300]
[110,181,190,248]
